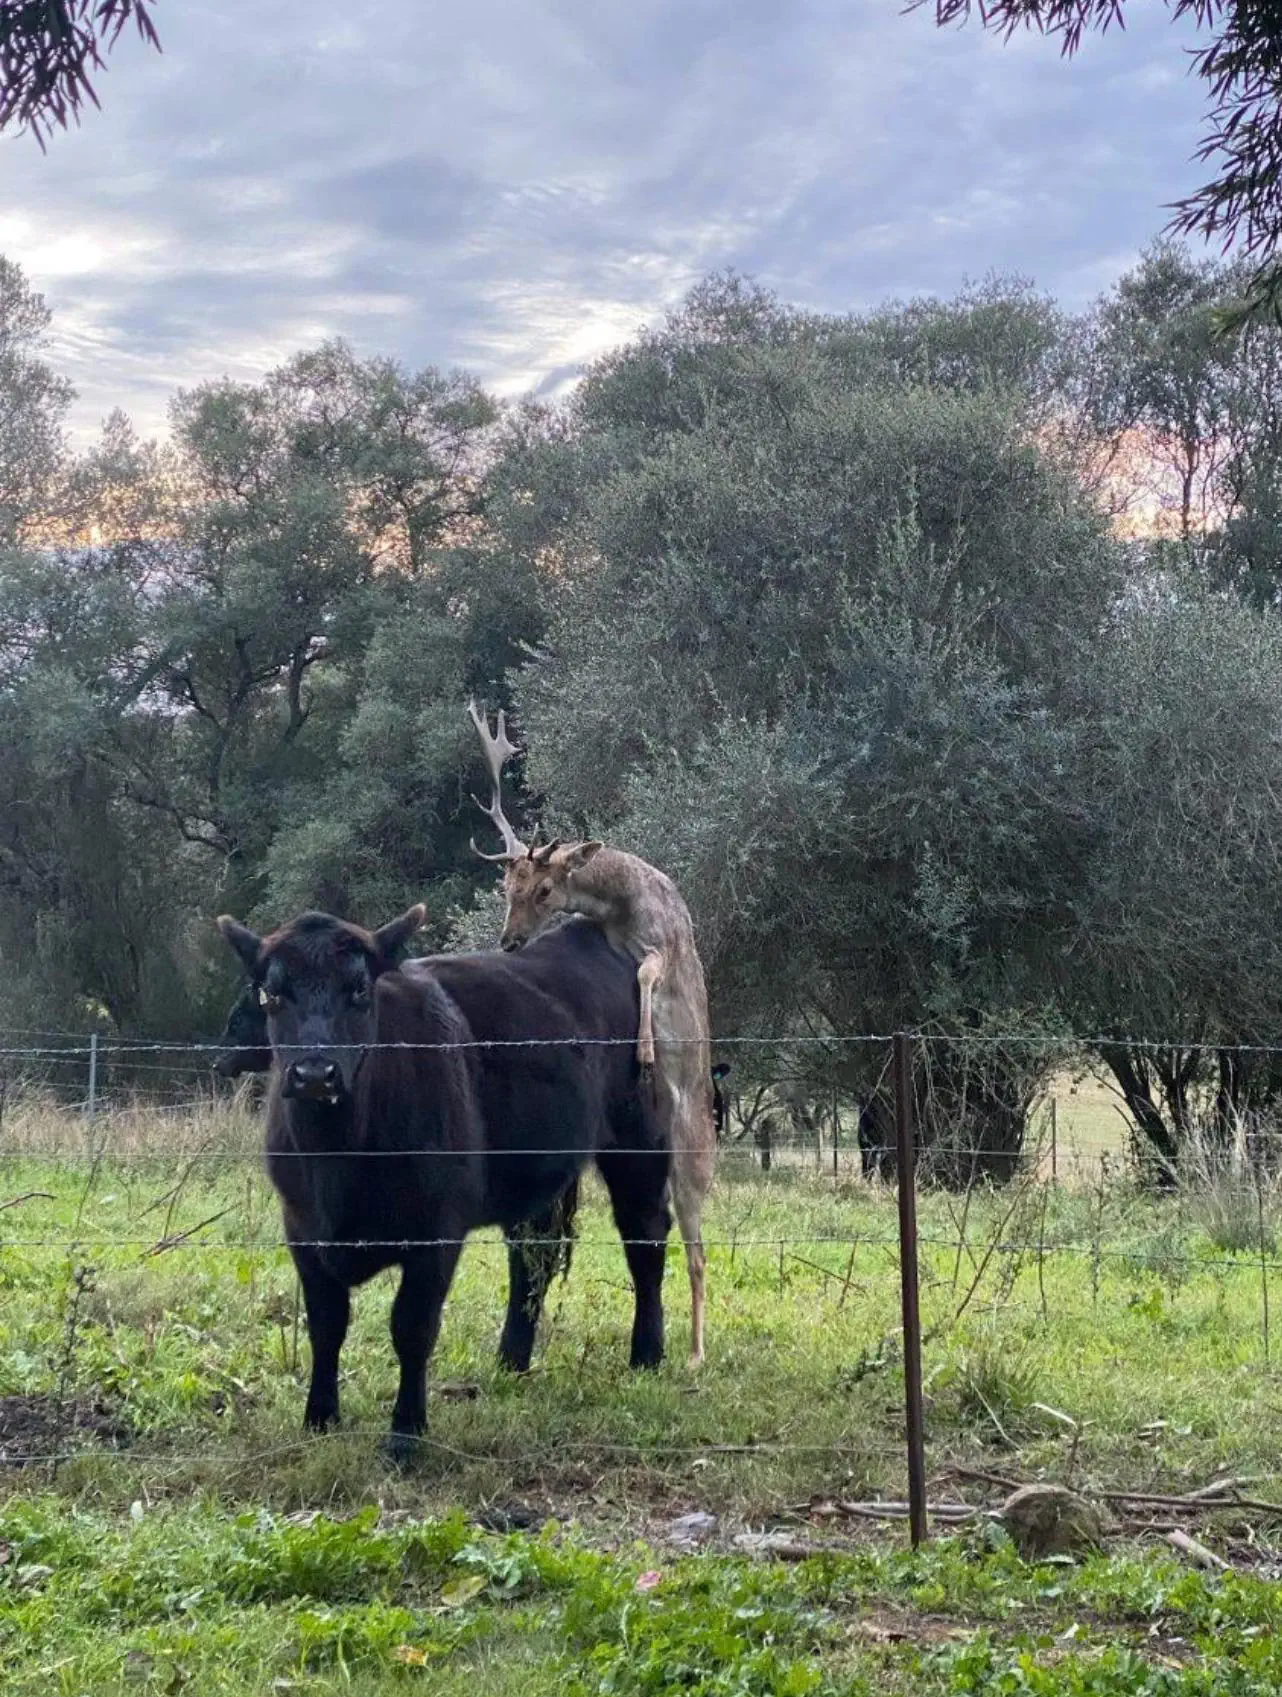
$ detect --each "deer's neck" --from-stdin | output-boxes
[562,883,623,930]
[559,851,644,946]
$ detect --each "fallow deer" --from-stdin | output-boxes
[467,700,717,1366]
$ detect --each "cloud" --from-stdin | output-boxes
[3,0,1213,444]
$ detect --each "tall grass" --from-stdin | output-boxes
[1178,1112,1280,1254]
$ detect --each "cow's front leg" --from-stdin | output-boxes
[385,1245,460,1463]
[291,1246,351,1431]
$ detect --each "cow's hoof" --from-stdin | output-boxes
[380,1429,426,1470]
[497,1353,534,1375]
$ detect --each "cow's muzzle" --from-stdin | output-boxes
[283,1055,344,1103]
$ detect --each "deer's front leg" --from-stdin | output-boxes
[636,950,665,1069]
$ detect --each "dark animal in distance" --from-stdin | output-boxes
[212,983,271,1079]
[711,1062,730,1139]
[216,906,672,1458]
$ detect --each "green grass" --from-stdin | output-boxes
[1,1093,1281,1694]
[3,1501,1282,1695]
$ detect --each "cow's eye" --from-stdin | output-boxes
[348,985,370,1009]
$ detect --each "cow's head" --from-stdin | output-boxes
[465,700,604,950]
[212,983,271,1079]
[216,906,425,1103]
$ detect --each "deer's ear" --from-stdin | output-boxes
[563,841,603,871]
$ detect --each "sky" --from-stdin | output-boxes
[3,0,1214,445]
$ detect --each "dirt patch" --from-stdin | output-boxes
[0,1394,131,1465]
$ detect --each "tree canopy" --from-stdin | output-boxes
[0,0,158,142]
[914,1,1282,326]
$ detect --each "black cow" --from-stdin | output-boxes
[212,983,271,1079]
[217,905,671,1459]
[711,1061,730,1140]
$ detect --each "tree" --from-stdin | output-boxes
[0,306,511,1047]
[187,343,527,940]
[913,1,1282,327]
[103,343,497,886]
[1,0,159,143]
[1083,243,1282,604]
[1059,576,1282,1175]
[495,277,1120,1181]
[1081,242,1243,539]
[0,532,191,1036]
[0,257,72,539]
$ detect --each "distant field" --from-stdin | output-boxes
[738,1067,1131,1184]
[1041,1068,1131,1168]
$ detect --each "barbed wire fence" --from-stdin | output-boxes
[1,1022,1281,1543]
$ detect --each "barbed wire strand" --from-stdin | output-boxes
[0,1228,1276,1274]
[6,1030,1282,1056]
[0,1139,1139,1157]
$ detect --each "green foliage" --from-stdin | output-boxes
[0,258,70,536]
[4,1479,1282,1694]
[515,282,1117,1018]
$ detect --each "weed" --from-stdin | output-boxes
[1180,1119,1279,1256]
[941,1341,1042,1445]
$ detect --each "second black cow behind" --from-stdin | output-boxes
[217,906,672,1459]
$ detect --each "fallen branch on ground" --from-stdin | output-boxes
[1166,1529,1231,1571]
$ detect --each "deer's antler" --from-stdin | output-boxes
[467,700,528,862]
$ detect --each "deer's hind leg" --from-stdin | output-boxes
[635,950,665,1069]
[665,1077,716,1369]
[671,1176,707,1368]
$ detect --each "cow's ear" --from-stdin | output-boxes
[372,904,426,964]
[563,840,603,871]
[217,915,262,977]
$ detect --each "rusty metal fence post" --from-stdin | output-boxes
[893,1031,928,1546]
